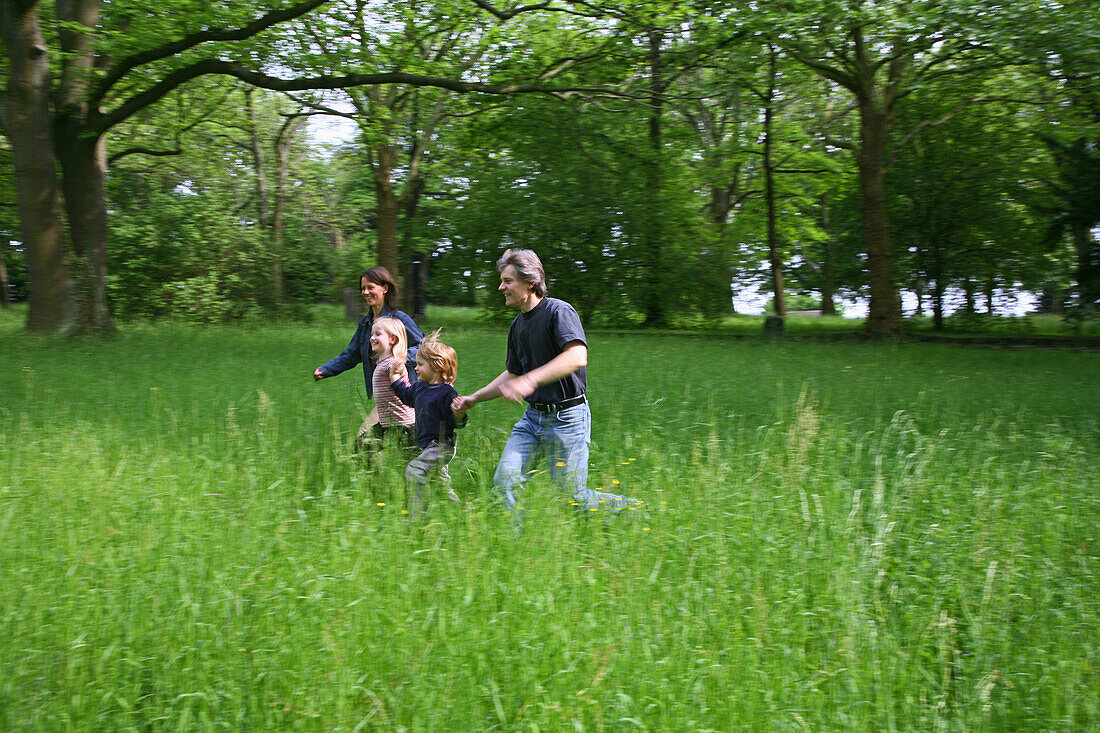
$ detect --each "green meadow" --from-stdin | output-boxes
[1,307,1098,731]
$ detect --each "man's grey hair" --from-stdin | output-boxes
[497,248,548,297]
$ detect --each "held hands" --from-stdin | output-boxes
[389,359,408,382]
[451,395,476,413]
[450,372,537,412]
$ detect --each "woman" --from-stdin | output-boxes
[314,266,423,444]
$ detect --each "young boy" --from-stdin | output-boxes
[389,332,467,513]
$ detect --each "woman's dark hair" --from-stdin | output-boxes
[361,266,399,310]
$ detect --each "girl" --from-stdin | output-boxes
[358,317,416,454]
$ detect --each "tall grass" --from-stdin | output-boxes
[1,310,1097,730]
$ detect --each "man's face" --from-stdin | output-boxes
[499,265,534,309]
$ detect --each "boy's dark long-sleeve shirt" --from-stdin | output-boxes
[391,379,467,449]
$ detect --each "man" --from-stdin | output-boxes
[452,249,635,511]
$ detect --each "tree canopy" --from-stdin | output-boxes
[1,0,1097,333]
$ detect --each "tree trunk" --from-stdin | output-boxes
[929,242,945,330]
[272,116,306,308]
[246,91,270,229]
[0,245,10,307]
[962,277,976,314]
[1073,223,1098,315]
[641,29,666,327]
[402,177,426,319]
[763,52,785,319]
[1051,290,1065,315]
[932,282,945,331]
[53,0,112,333]
[818,195,837,316]
[56,125,114,333]
[371,144,400,279]
[858,102,902,336]
[2,1,77,333]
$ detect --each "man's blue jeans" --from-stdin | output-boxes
[494,402,631,511]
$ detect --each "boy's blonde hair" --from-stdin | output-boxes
[417,329,457,384]
[372,317,408,365]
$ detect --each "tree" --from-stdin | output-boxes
[291,0,520,314]
[881,66,1046,327]
[762,0,1028,335]
[439,95,655,324]
[0,0,613,335]
[1037,136,1100,315]
[1025,0,1100,316]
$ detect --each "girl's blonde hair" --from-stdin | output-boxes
[372,317,408,364]
[417,329,457,384]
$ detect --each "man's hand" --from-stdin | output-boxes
[313,368,325,381]
[499,373,537,403]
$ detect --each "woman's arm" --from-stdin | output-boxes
[315,319,367,378]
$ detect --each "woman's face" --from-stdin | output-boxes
[361,278,388,311]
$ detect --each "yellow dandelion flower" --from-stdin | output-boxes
[376,502,386,507]
[629,458,637,462]
[643,527,651,531]
[621,461,630,465]
[401,510,409,514]
[612,479,620,485]
[556,461,566,467]
[590,507,599,512]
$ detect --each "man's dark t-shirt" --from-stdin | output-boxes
[505,297,587,405]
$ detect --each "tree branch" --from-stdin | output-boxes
[97,59,636,133]
[468,0,553,20]
[108,146,183,164]
[469,0,608,21]
[91,0,330,108]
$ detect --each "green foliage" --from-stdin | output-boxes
[766,292,822,314]
[107,173,272,321]
[438,92,733,326]
[0,146,26,302]
[886,69,1053,325]
[159,273,264,324]
[7,0,1097,332]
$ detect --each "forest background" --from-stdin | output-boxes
[1,0,1099,336]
